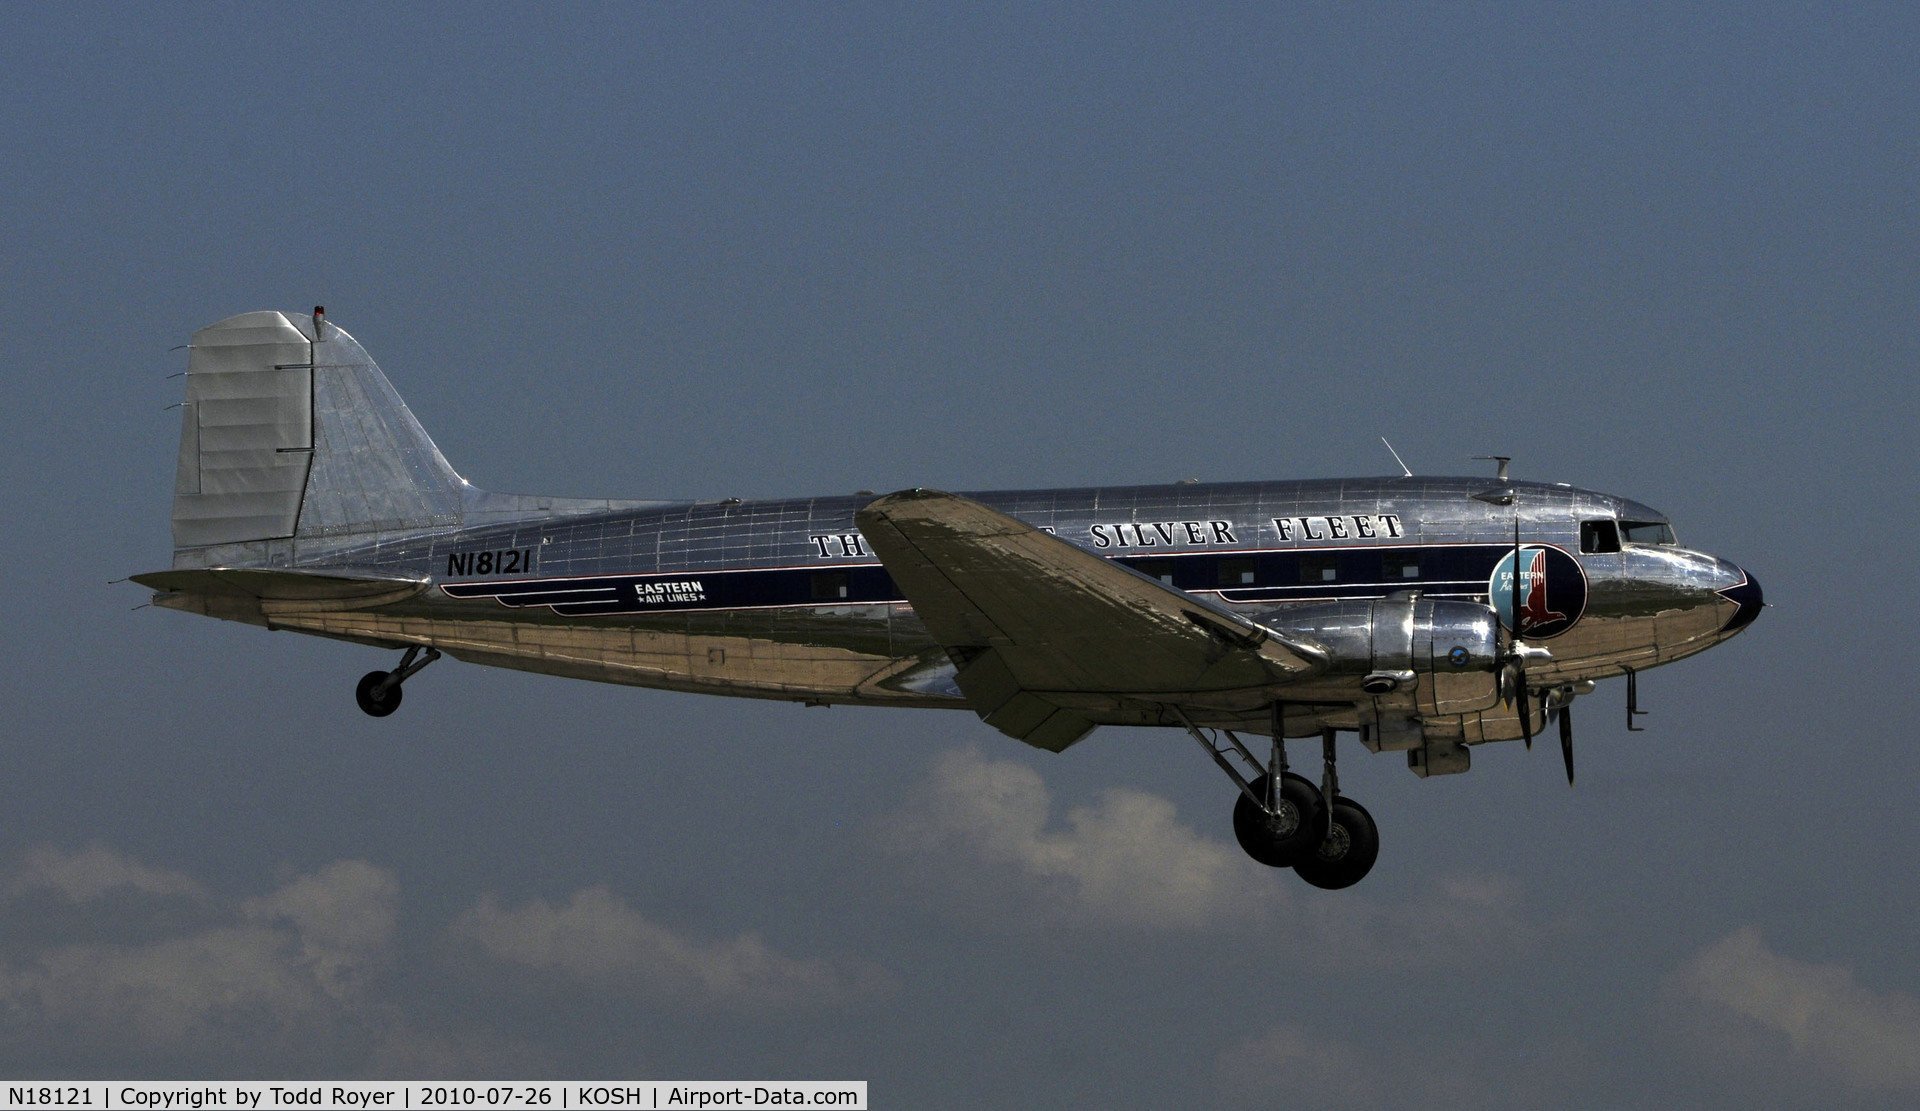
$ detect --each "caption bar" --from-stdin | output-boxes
[0,1083,866,1110]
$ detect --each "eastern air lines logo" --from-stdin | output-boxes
[1489,546,1587,639]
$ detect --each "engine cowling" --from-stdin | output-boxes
[1259,594,1501,777]
[1261,593,1501,716]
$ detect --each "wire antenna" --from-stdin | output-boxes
[1380,438,1413,478]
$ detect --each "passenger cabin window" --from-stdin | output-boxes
[1299,555,1337,583]
[1580,520,1621,554]
[1218,557,1256,586]
[1620,521,1677,545]
[1381,553,1419,579]
[811,572,849,601]
[1136,559,1176,585]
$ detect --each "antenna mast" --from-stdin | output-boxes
[1380,437,1413,478]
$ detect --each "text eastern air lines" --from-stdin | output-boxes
[440,576,709,616]
[440,566,905,616]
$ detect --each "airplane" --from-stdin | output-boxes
[133,309,1763,890]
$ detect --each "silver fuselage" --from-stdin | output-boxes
[157,476,1759,741]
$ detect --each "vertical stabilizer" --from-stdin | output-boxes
[298,316,463,538]
[170,310,465,565]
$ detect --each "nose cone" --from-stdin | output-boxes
[1716,568,1763,635]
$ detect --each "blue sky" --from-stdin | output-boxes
[3,4,1917,1106]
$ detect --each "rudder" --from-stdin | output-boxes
[170,309,465,565]
[171,311,317,549]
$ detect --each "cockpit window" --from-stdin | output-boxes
[1620,521,1676,545]
[1580,520,1620,554]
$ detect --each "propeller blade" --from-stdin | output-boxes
[1559,699,1574,785]
[1509,515,1534,747]
[1511,518,1525,641]
[1522,670,1534,749]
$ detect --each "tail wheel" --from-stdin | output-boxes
[1231,773,1323,868]
[355,671,402,717]
[1293,797,1380,890]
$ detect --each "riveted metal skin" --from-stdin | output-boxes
[135,312,1762,763]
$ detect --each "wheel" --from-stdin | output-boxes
[1293,796,1380,890]
[1232,773,1323,868]
[355,671,402,717]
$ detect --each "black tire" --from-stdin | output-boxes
[355,671,402,717]
[1232,773,1323,868]
[1293,796,1380,890]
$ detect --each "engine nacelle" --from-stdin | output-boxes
[1262,593,1501,717]
[1261,594,1501,778]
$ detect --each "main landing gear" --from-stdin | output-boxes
[354,645,440,717]
[1178,705,1380,889]
[1292,729,1379,890]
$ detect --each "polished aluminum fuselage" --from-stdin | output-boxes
[163,476,1756,741]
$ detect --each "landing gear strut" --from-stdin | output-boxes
[1291,728,1380,890]
[355,645,440,717]
[1181,708,1382,888]
[1178,705,1323,867]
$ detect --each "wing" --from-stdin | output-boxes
[855,489,1324,751]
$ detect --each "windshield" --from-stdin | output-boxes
[1620,520,1676,545]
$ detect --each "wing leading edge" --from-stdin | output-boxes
[856,489,1325,751]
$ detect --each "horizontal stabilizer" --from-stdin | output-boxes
[133,566,428,614]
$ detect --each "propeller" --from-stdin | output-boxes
[1504,517,1535,750]
[1481,460,1555,767]
[1559,698,1575,785]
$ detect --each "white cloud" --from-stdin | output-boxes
[452,887,891,1008]
[1216,1024,1378,1108]
[1676,926,1920,1092]
[0,855,399,1063]
[884,746,1547,959]
[885,746,1275,929]
[360,1026,556,1079]
[1,926,329,1044]
[243,860,399,1000]
[1214,1023,1582,1111]
[9,842,206,902]
[1304,871,1541,969]
[0,842,895,1072]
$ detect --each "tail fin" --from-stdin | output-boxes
[171,309,464,565]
